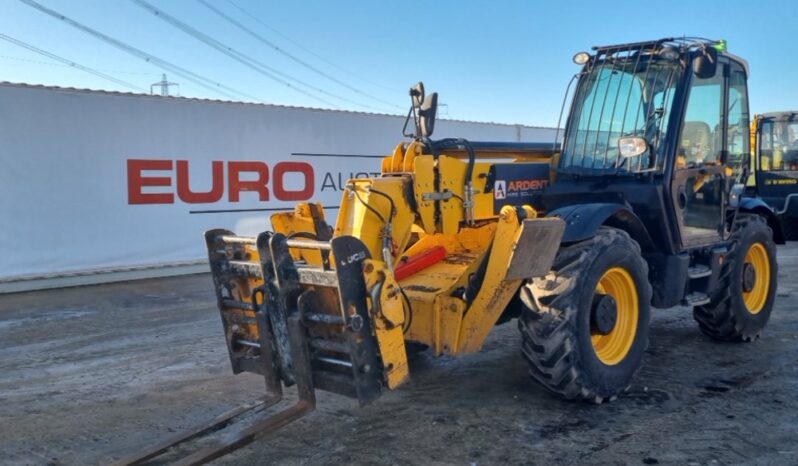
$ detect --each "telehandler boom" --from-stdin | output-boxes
[117,38,781,465]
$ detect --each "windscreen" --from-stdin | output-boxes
[560,56,681,174]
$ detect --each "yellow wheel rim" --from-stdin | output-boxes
[742,242,770,314]
[592,267,639,366]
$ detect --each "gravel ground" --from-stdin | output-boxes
[1,243,796,466]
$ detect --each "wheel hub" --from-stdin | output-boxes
[591,294,618,335]
[742,262,756,292]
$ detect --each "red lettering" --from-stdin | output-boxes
[127,159,319,204]
[273,162,314,201]
[228,161,269,202]
[176,160,224,204]
[127,159,174,204]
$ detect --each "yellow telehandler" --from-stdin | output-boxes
[118,38,782,465]
[747,112,798,240]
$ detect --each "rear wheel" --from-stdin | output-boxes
[693,215,777,341]
[518,227,652,403]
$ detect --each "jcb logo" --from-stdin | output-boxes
[494,180,507,199]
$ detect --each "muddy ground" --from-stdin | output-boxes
[1,243,797,466]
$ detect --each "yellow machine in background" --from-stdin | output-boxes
[748,112,798,240]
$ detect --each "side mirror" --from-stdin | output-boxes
[693,47,718,79]
[404,81,438,139]
[418,92,438,138]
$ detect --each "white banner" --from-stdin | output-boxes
[0,83,556,286]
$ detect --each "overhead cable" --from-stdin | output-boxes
[197,0,402,110]
[0,33,146,92]
[225,0,401,95]
[0,53,159,76]
[132,0,383,110]
[19,0,264,102]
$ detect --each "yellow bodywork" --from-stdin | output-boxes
[241,141,563,392]
[397,206,548,356]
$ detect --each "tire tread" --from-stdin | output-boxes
[518,227,651,402]
[693,214,776,342]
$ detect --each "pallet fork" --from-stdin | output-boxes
[113,304,315,466]
[114,229,386,465]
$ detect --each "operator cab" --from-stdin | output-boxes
[546,38,752,253]
[756,112,798,173]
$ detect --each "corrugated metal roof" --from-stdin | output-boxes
[0,81,557,130]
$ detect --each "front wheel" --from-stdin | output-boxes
[693,215,778,341]
[518,227,652,403]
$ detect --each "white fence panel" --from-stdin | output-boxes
[0,83,556,291]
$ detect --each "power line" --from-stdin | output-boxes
[0,53,160,76]
[19,0,264,103]
[0,33,146,92]
[132,0,386,111]
[131,0,335,108]
[225,0,401,95]
[197,0,402,110]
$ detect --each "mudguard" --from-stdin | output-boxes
[739,196,786,244]
[547,203,654,250]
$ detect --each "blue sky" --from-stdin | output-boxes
[1,0,796,127]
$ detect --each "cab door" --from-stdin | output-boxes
[670,58,748,248]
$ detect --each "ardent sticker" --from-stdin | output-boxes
[489,162,550,214]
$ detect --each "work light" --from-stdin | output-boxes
[573,52,591,65]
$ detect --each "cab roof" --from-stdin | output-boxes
[760,111,798,122]
[590,37,749,76]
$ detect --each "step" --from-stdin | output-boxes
[687,264,712,279]
[684,292,711,306]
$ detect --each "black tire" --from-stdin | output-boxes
[518,227,652,403]
[693,215,778,341]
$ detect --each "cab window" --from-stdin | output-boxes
[677,71,723,169]
[760,120,798,171]
[726,62,750,178]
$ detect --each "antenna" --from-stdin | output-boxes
[150,73,179,96]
